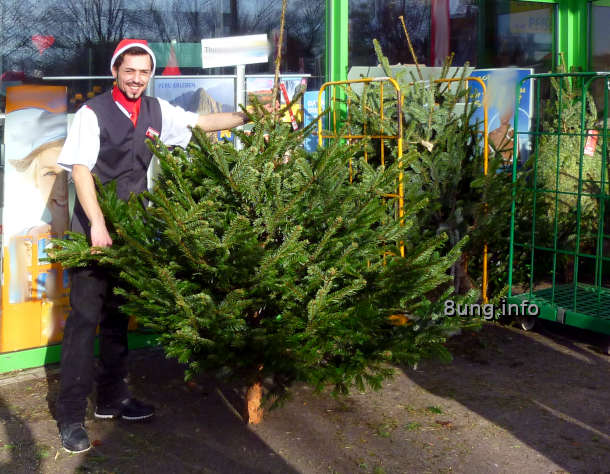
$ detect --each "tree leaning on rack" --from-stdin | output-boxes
[49,100,476,423]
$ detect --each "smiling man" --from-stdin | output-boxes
[54,39,250,454]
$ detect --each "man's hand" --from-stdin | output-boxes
[263,100,281,114]
[90,220,113,248]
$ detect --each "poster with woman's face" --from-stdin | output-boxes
[1,85,70,352]
[4,87,69,239]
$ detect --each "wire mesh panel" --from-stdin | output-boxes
[508,72,610,335]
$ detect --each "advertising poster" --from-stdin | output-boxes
[303,90,325,152]
[468,68,533,167]
[154,77,236,142]
[1,85,70,352]
[246,76,307,126]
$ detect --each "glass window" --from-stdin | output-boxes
[449,1,479,67]
[349,0,433,67]
[349,0,553,72]
[590,3,610,117]
[348,0,477,68]
[480,1,554,72]
[0,0,325,111]
[591,4,610,71]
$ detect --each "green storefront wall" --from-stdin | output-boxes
[0,0,598,374]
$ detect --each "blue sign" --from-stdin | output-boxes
[303,91,325,152]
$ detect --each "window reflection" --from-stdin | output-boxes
[0,0,325,102]
[349,0,432,67]
[349,0,553,72]
[483,1,553,71]
[591,5,610,72]
[350,0,480,67]
[590,4,610,118]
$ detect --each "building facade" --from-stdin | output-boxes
[0,0,608,371]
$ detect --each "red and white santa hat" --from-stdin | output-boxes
[110,39,156,75]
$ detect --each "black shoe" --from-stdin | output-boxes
[59,422,91,454]
[95,397,155,421]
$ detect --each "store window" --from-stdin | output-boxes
[349,0,434,67]
[349,0,553,72]
[591,3,610,71]
[480,1,554,71]
[0,0,325,111]
[349,0,479,66]
[590,2,610,116]
[348,0,479,68]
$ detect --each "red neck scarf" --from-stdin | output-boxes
[112,85,141,127]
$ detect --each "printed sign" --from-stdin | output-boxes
[154,77,236,142]
[201,34,270,68]
[507,5,552,35]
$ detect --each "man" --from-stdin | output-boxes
[56,39,251,453]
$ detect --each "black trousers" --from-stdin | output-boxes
[55,266,130,425]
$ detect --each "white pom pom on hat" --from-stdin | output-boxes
[110,39,156,75]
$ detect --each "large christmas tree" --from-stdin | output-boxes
[50,103,476,420]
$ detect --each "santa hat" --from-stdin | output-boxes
[110,39,156,74]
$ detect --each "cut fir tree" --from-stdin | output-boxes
[49,103,476,422]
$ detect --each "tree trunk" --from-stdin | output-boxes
[454,253,473,294]
[246,381,264,424]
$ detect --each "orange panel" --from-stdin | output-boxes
[5,85,67,113]
[0,301,43,352]
[41,298,70,345]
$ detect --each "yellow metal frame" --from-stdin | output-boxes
[317,77,405,256]
[316,76,490,302]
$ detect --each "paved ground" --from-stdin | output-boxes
[0,321,609,473]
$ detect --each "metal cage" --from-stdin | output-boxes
[508,72,610,338]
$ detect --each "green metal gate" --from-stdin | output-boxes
[507,72,610,340]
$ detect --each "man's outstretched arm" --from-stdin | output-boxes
[196,111,249,132]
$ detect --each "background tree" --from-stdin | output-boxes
[342,39,538,299]
[349,0,430,67]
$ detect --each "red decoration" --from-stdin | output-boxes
[430,0,450,66]
[32,35,55,54]
[584,130,599,157]
[162,44,181,76]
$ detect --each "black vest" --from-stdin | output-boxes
[71,91,162,236]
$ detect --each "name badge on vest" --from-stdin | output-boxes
[146,127,160,140]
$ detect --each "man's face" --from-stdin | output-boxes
[112,53,152,100]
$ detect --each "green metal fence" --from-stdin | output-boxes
[508,72,610,336]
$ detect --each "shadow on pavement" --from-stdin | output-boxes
[0,393,43,473]
[44,348,298,473]
[404,322,610,473]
